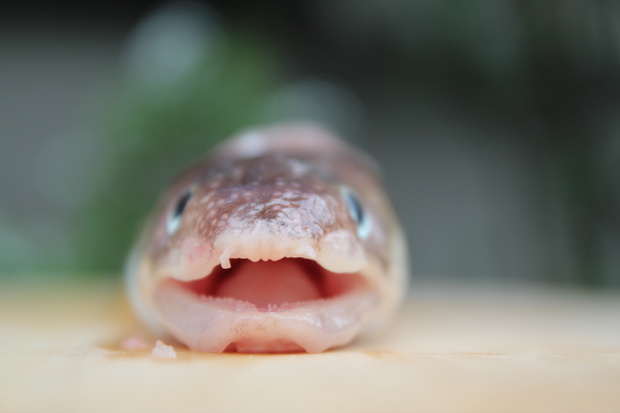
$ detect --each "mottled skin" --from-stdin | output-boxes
[170,155,348,255]
[126,124,408,353]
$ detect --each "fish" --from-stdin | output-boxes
[125,123,408,353]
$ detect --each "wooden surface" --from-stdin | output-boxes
[1,279,619,413]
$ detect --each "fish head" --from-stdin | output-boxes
[127,124,408,353]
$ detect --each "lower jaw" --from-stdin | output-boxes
[150,259,379,353]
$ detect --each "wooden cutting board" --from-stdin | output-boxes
[1,279,619,413]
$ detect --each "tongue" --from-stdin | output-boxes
[213,260,322,308]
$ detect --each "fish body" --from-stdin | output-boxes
[126,123,408,353]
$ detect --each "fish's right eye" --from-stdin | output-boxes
[167,189,193,234]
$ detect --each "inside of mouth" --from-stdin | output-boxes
[176,258,364,311]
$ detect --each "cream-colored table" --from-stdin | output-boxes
[1,279,619,413]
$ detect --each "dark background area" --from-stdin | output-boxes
[1,0,619,287]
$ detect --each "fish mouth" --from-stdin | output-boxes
[152,257,378,353]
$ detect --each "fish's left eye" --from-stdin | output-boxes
[341,187,372,240]
[167,188,194,234]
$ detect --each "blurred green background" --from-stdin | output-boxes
[1,1,619,287]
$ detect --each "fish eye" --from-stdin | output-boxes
[167,188,194,234]
[341,187,372,240]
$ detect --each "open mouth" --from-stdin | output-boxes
[153,258,378,353]
[178,258,364,311]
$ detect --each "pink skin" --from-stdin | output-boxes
[154,270,377,353]
[150,258,377,353]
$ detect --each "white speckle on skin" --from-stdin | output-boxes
[235,131,267,158]
[151,340,177,359]
[288,158,310,176]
